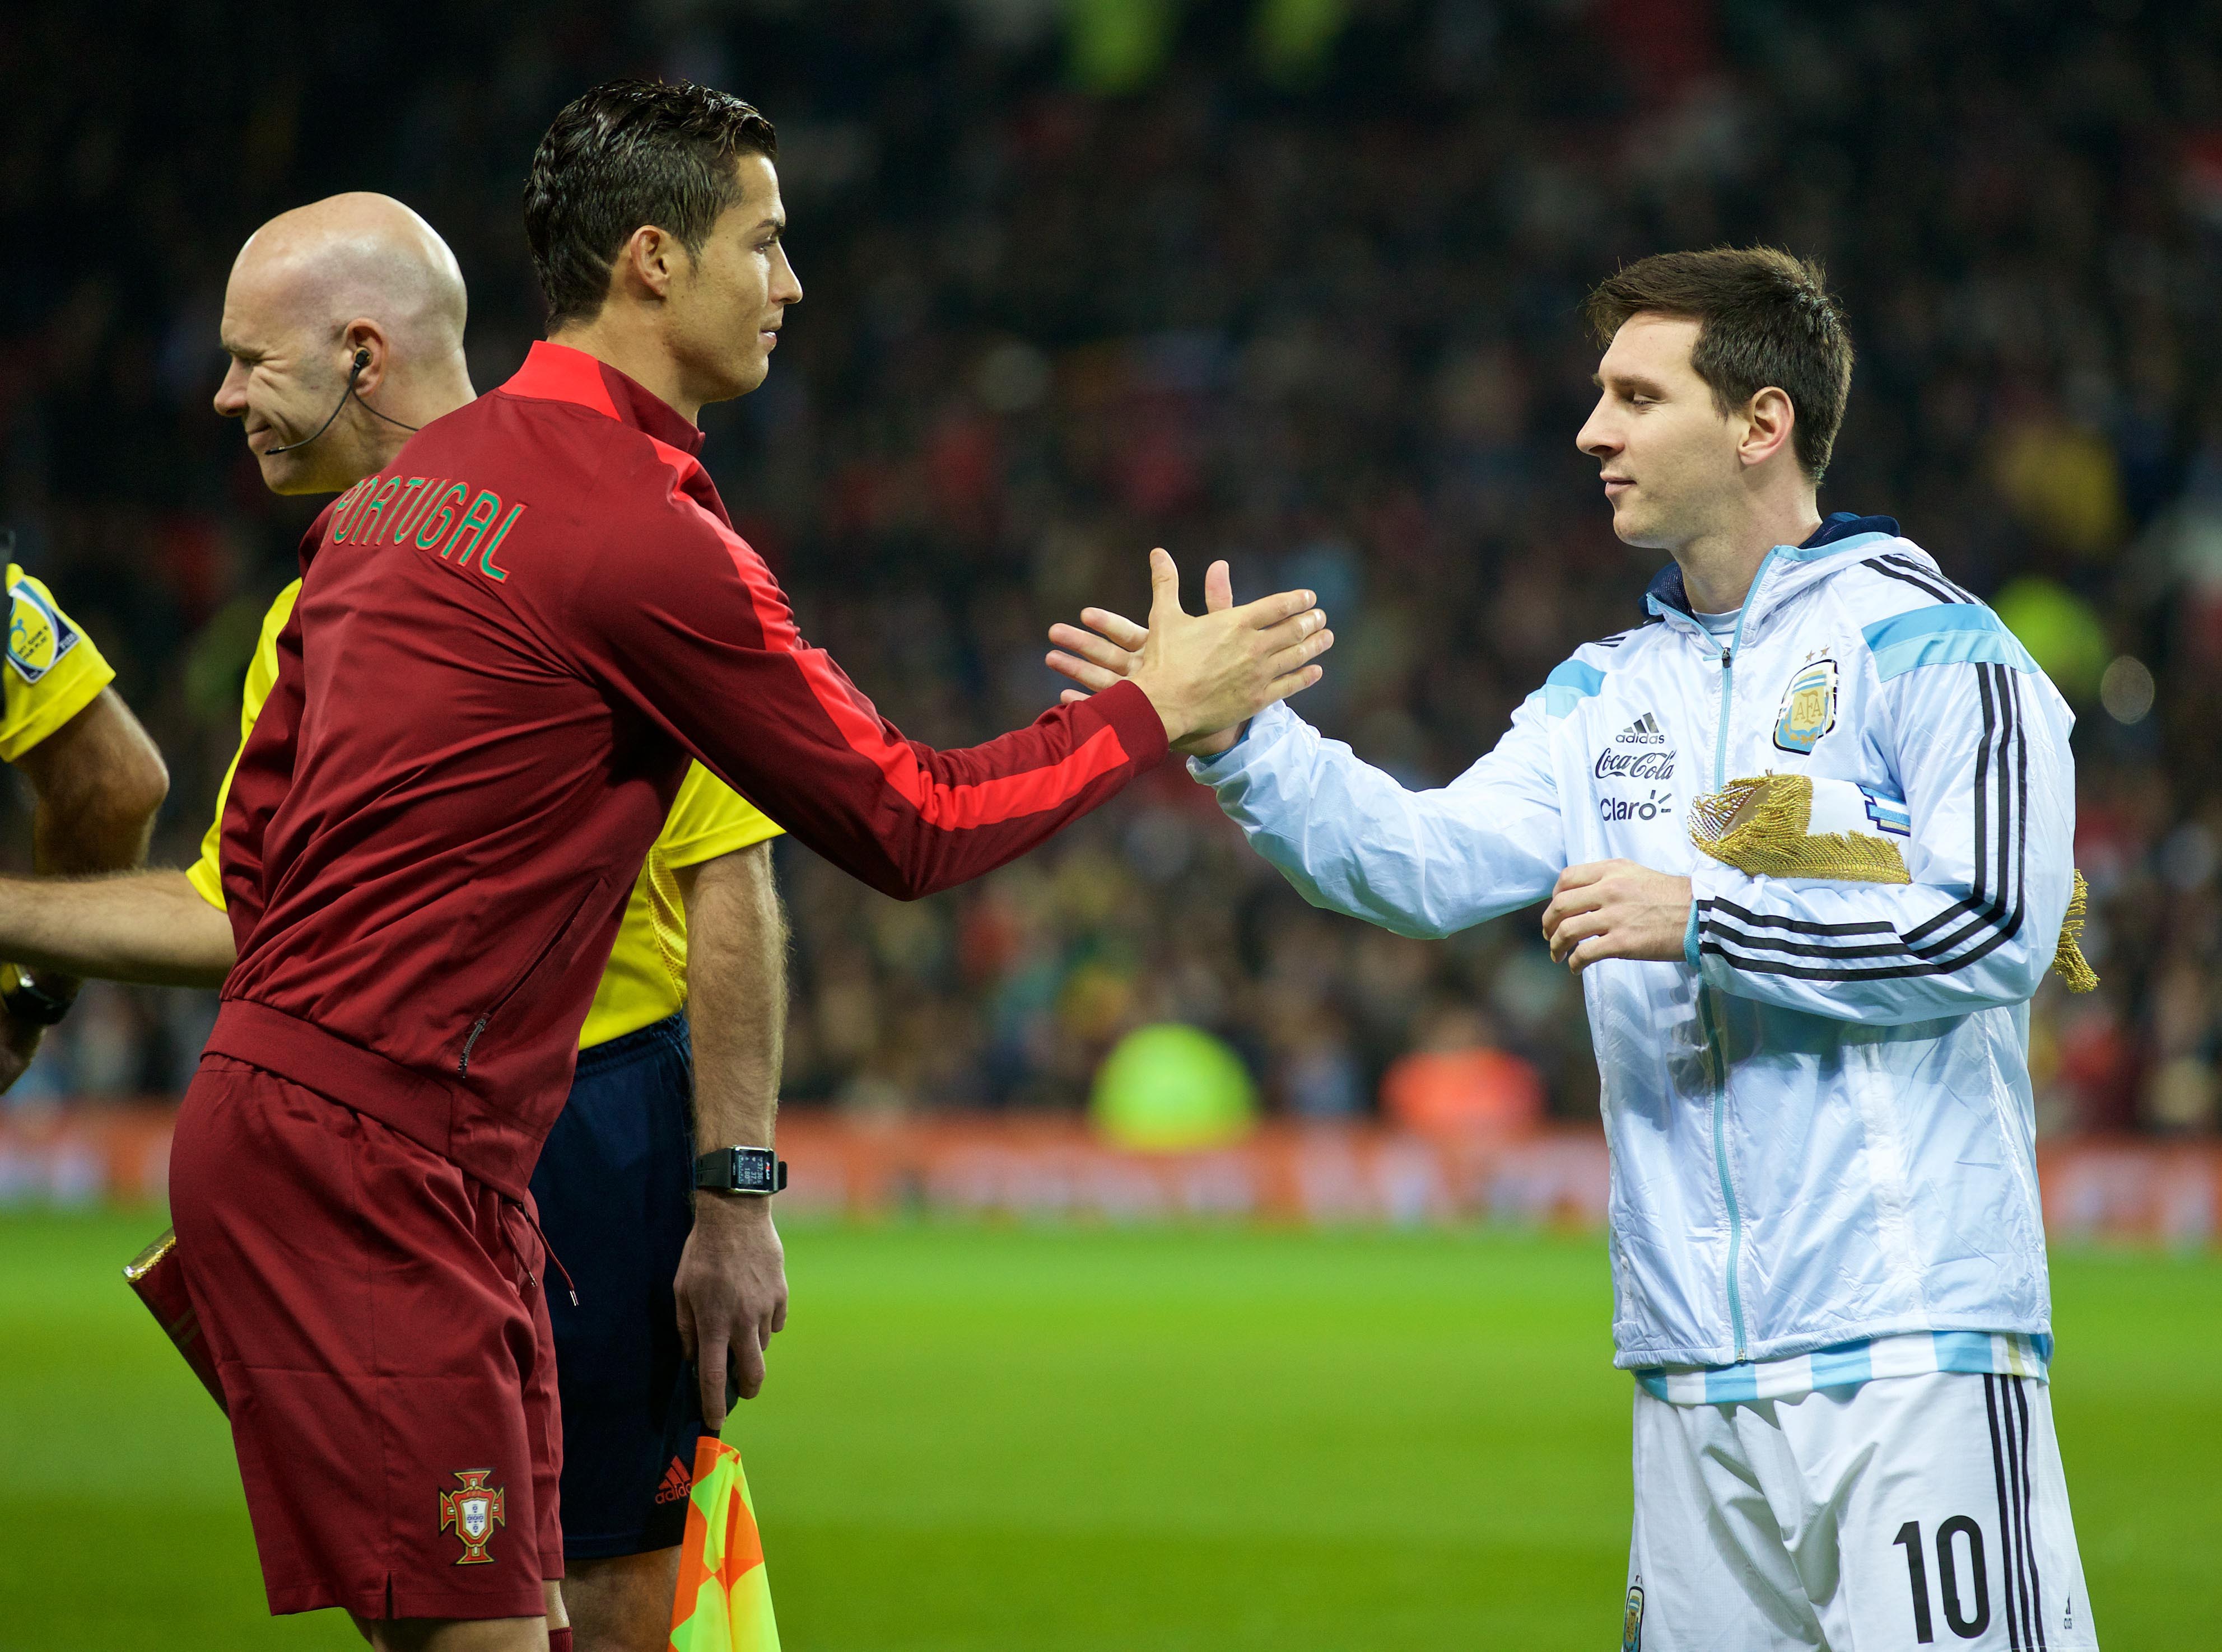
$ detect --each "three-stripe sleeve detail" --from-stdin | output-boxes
[1865,554,1969,605]
[1983,1375,2048,1651]
[1696,660,2027,980]
[1876,553,1982,606]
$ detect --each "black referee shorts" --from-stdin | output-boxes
[529,1011,707,1560]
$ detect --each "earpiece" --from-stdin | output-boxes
[265,347,422,455]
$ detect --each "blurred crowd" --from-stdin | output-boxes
[1,0,2216,1132]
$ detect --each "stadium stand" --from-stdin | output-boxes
[0,0,2214,1137]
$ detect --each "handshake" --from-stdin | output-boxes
[1046,548,1334,757]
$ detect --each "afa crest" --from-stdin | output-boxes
[1772,657,1838,754]
[438,1468,506,1565]
[1622,1580,1645,1650]
[6,579,80,685]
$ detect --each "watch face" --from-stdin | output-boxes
[732,1150,779,1193]
[696,1147,784,1194]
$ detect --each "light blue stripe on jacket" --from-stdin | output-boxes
[1543,658,1606,717]
[1862,603,2038,680]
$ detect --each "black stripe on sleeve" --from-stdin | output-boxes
[1895,662,2024,962]
[1695,900,1897,937]
[1903,661,2000,944]
[1880,552,1983,607]
[2014,674,2031,934]
[1862,556,1960,604]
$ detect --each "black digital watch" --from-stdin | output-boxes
[692,1146,786,1196]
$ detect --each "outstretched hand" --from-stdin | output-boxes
[1046,554,1329,756]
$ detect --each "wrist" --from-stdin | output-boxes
[695,1188,777,1221]
[1178,720,1244,758]
[1148,692,1185,746]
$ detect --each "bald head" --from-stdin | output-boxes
[232,193,466,361]
[216,192,474,496]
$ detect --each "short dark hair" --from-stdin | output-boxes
[524,78,779,330]
[1583,247,1853,482]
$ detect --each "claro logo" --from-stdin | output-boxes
[1600,789,1673,823]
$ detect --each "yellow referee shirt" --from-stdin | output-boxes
[189,581,783,1049]
[1,564,115,762]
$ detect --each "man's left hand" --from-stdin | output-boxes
[674,1193,788,1430]
[1542,861,1693,973]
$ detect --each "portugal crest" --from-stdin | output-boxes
[439,1468,506,1565]
[1772,657,1838,754]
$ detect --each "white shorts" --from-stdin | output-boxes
[1626,1370,2095,1650]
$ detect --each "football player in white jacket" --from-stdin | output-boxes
[1047,248,2098,1649]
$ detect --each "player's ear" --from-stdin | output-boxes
[620,225,681,301]
[341,323,389,395]
[1739,386,1796,470]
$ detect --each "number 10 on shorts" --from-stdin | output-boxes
[1893,1517,1989,1641]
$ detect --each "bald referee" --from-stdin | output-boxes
[0,193,786,1652]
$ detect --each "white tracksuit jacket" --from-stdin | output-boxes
[1192,515,2075,1370]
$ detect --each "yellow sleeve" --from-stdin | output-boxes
[187,581,301,912]
[0,565,116,764]
[651,762,784,871]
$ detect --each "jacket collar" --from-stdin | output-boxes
[1641,511,1904,626]
[499,340,708,458]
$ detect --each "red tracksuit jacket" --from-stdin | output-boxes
[208,342,1167,1198]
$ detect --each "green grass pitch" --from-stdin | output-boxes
[1,1211,2215,1649]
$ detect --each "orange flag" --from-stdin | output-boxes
[669,1435,779,1651]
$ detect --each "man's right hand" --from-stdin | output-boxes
[1052,551,1331,755]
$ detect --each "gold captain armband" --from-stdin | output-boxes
[1688,772,2097,993]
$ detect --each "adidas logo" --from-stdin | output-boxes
[1596,712,1676,782]
[655,1456,693,1504]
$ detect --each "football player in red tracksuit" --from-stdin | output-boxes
[167,79,1335,1651]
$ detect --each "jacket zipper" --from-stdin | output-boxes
[1701,547,1779,1362]
[456,883,600,1075]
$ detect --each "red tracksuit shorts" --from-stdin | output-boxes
[169,1054,563,1620]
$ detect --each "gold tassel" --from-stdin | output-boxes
[1688,774,1911,884]
[2051,869,2099,993]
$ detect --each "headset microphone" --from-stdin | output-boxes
[264,348,423,455]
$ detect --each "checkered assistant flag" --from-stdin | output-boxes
[669,1435,779,1651]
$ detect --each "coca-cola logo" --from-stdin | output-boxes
[1595,748,1676,781]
